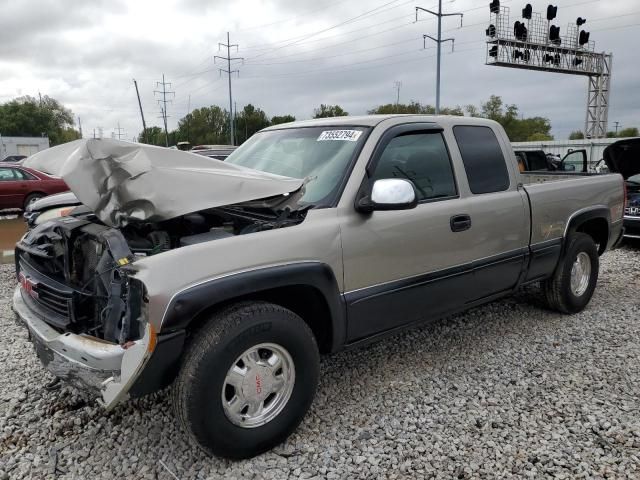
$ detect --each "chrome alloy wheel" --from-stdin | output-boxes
[570,252,591,297]
[222,343,295,428]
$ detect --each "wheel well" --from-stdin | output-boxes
[574,217,609,255]
[187,285,334,354]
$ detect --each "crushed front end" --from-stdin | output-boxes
[12,215,156,409]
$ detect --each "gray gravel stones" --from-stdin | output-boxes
[1,243,639,479]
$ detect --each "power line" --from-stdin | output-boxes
[248,0,410,61]
[154,74,175,147]
[214,32,243,146]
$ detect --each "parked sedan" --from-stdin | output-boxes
[1,155,27,163]
[0,164,69,210]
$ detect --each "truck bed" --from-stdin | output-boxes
[521,172,625,245]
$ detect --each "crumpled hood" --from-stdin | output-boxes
[23,139,304,227]
[603,138,640,180]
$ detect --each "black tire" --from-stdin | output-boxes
[172,301,320,459]
[542,232,599,313]
[23,193,45,210]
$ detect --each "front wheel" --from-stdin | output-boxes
[542,232,599,313]
[172,301,320,459]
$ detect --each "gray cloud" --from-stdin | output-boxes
[0,0,637,140]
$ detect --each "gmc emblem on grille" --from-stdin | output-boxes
[18,273,39,299]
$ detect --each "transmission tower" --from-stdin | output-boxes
[154,74,175,147]
[416,1,463,114]
[215,32,243,146]
[115,122,125,140]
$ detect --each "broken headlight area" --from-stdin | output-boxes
[16,216,147,345]
[15,205,307,343]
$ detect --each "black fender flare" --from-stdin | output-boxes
[159,262,346,351]
[564,207,611,255]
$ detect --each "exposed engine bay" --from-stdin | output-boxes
[16,205,307,345]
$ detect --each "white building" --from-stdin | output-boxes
[0,135,50,159]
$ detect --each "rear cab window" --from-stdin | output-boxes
[453,126,510,194]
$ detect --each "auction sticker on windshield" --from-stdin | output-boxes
[317,130,362,142]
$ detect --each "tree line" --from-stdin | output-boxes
[1,94,636,147]
[569,127,639,140]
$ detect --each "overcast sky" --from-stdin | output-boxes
[0,0,638,141]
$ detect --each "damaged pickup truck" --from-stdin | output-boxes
[12,116,625,459]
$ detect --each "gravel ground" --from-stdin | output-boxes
[1,244,639,479]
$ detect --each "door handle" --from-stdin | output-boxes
[450,214,471,232]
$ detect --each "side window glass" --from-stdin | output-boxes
[371,132,457,201]
[453,126,510,194]
[0,168,17,181]
[14,169,36,180]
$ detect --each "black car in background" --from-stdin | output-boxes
[602,138,640,240]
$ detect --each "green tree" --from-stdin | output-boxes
[606,131,617,138]
[235,104,270,144]
[313,104,348,118]
[138,126,166,146]
[0,95,80,146]
[466,95,553,142]
[618,127,639,137]
[569,130,585,140]
[173,105,230,146]
[270,115,296,125]
[368,101,463,116]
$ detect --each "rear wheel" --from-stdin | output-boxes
[23,193,44,210]
[172,301,319,459]
[542,233,599,313]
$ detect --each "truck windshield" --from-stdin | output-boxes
[225,126,368,206]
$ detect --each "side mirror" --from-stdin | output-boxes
[356,178,418,212]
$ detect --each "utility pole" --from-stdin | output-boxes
[416,2,463,114]
[394,81,402,109]
[614,121,620,135]
[154,74,175,147]
[115,122,125,140]
[133,79,147,143]
[77,116,83,138]
[215,32,243,146]
[187,94,191,143]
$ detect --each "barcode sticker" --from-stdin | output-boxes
[317,130,362,142]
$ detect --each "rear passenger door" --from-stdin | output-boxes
[341,125,476,341]
[451,125,529,301]
[0,167,25,209]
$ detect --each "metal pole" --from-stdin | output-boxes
[187,94,191,143]
[227,32,234,146]
[436,0,442,114]
[162,74,169,147]
[133,79,147,142]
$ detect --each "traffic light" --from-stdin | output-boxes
[549,25,561,45]
[489,46,498,57]
[486,24,496,37]
[514,21,528,41]
[573,56,583,66]
[513,50,531,62]
[544,53,560,65]
[522,3,532,19]
[490,0,500,14]
[577,17,586,26]
[546,4,558,21]
[579,30,590,45]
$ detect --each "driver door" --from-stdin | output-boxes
[340,125,475,342]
